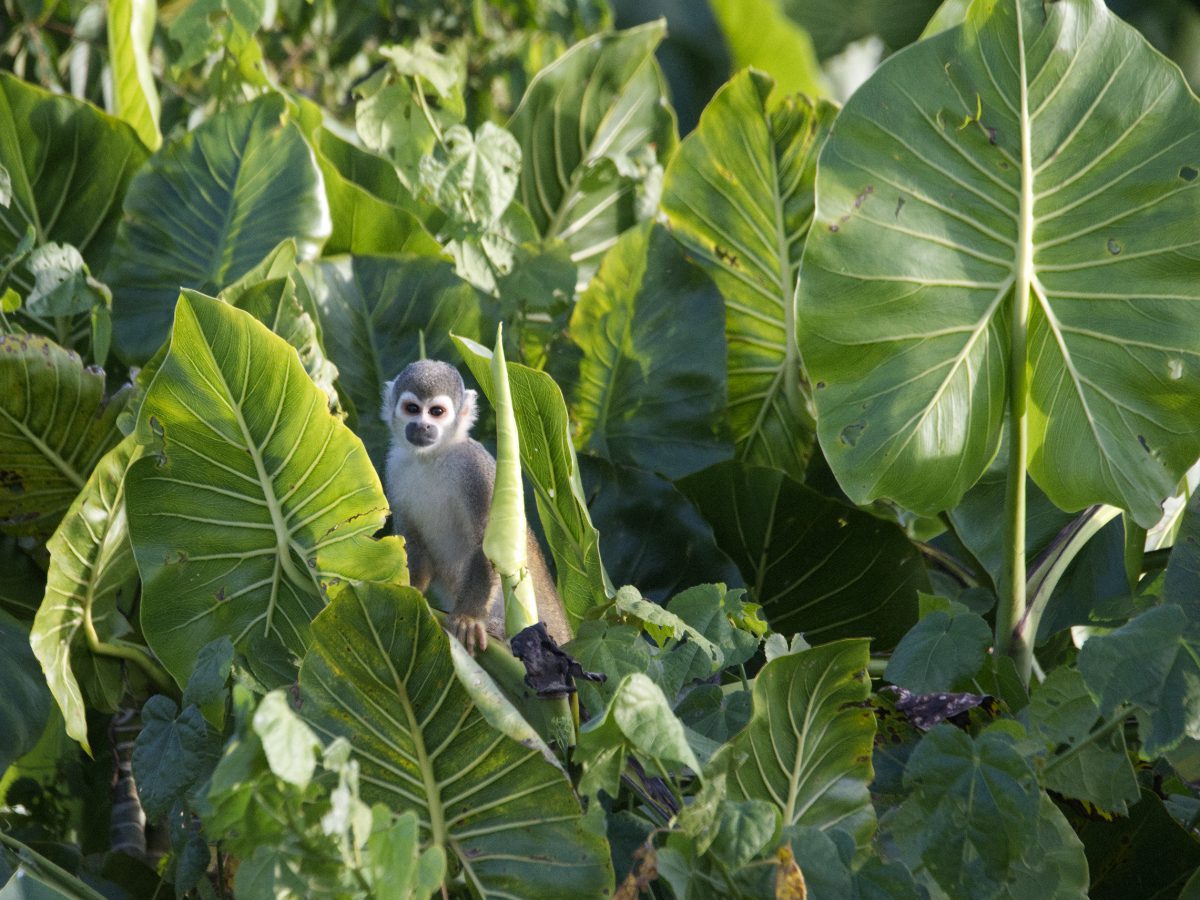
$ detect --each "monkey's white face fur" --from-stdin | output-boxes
[382,386,479,456]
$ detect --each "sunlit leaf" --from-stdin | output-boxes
[107,0,161,151]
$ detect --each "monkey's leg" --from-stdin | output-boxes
[446,548,497,655]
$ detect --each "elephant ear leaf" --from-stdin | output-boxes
[126,294,401,688]
[798,0,1200,525]
[299,582,615,899]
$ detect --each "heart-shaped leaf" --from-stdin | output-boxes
[300,581,615,898]
[508,21,676,281]
[108,93,331,362]
[798,0,1200,526]
[126,294,401,687]
[663,70,835,482]
[0,72,149,279]
[568,222,730,479]
[725,638,875,847]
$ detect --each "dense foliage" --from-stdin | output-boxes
[3,0,1200,897]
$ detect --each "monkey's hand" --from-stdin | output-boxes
[447,613,489,655]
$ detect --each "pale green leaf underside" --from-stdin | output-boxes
[726,639,876,849]
[664,70,835,482]
[798,0,1200,526]
[31,435,140,755]
[301,583,614,899]
[127,295,393,686]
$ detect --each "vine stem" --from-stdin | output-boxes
[997,2,1035,684]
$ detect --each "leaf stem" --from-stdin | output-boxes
[998,2,1036,684]
[82,610,174,695]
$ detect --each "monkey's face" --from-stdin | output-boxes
[395,391,457,453]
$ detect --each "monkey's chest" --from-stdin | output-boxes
[389,461,478,558]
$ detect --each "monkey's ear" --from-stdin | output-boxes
[379,378,396,422]
[460,389,480,433]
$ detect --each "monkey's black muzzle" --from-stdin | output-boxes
[406,422,437,447]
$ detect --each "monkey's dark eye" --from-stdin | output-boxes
[403,402,421,415]
[429,406,446,418]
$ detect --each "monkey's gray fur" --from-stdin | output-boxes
[381,359,571,654]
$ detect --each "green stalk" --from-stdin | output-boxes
[998,1,1036,683]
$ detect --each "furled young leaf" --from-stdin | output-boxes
[508,21,677,280]
[725,639,875,848]
[0,334,129,536]
[678,461,924,648]
[300,582,614,898]
[0,609,52,773]
[107,0,161,151]
[0,72,149,279]
[300,256,486,468]
[108,93,331,362]
[888,725,1042,897]
[126,294,400,687]
[30,436,141,754]
[577,672,701,798]
[456,335,613,626]
[1022,668,1139,816]
[884,607,992,693]
[797,0,1200,526]
[568,222,730,480]
[663,69,835,483]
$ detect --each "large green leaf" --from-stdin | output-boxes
[456,336,612,627]
[299,581,614,898]
[108,93,331,362]
[126,294,401,687]
[0,538,42,619]
[0,72,149,278]
[886,725,1044,898]
[724,639,876,848]
[568,223,730,480]
[709,0,827,101]
[797,0,1200,526]
[107,0,161,152]
[299,255,486,468]
[30,436,141,754]
[0,609,52,774]
[508,21,677,281]
[0,334,128,536]
[678,461,925,648]
[663,70,835,482]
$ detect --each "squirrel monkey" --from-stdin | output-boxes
[381,360,571,654]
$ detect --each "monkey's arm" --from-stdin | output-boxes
[398,527,434,593]
[445,443,500,654]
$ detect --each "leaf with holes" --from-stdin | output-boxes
[126,294,401,687]
[299,581,614,898]
[107,93,331,363]
[508,21,676,283]
[663,70,835,482]
[31,435,142,754]
[0,334,129,536]
[677,461,925,649]
[724,638,876,849]
[797,0,1200,525]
